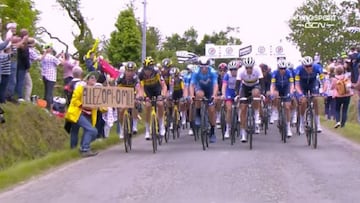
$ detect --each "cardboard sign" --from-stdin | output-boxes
[82,86,134,108]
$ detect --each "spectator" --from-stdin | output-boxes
[65,71,99,157]
[40,43,63,110]
[323,68,335,120]
[351,64,360,123]
[62,53,75,85]
[24,37,41,101]
[5,23,19,103]
[14,29,30,102]
[331,65,353,128]
[0,42,13,103]
[85,51,97,72]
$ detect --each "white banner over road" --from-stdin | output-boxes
[205,44,251,59]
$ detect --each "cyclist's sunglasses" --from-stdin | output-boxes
[305,65,312,68]
[245,66,253,69]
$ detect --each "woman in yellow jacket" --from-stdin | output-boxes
[65,72,99,157]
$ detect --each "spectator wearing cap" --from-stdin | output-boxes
[14,29,30,102]
[40,43,64,110]
[65,71,99,157]
[23,37,41,101]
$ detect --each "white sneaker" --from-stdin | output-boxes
[317,124,322,133]
[189,129,194,136]
[169,123,173,130]
[160,125,166,136]
[299,122,304,134]
[118,132,124,139]
[182,118,186,126]
[216,113,221,124]
[132,125,138,133]
[240,129,247,142]
[224,129,230,139]
[291,111,297,124]
[287,127,293,137]
[255,112,261,124]
[270,110,278,124]
[334,122,341,128]
[145,131,151,140]
[216,123,222,129]
[255,125,260,134]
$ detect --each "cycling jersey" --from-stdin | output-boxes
[295,63,324,95]
[138,67,163,97]
[271,69,293,101]
[217,73,224,95]
[191,66,218,98]
[116,73,139,88]
[236,66,264,87]
[223,71,237,100]
[161,69,171,89]
[184,73,192,87]
[170,76,184,100]
[261,71,272,95]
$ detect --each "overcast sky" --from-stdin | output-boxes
[33,0,322,66]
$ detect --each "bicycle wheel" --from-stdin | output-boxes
[247,108,254,150]
[151,116,157,153]
[312,109,318,149]
[280,106,287,143]
[164,109,171,143]
[200,103,207,150]
[123,113,130,153]
[230,107,237,145]
[296,106,301,136]
[174,107,180,139]
[305,109,312,146]
[220,105,226,141]
[263,106,269,135]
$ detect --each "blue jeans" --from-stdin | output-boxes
[335,96,351,127]
[15,69,26,99]
[6,61,17,97]
[73,114,98,152]
[42,76,55,110]
[0,75,10,103]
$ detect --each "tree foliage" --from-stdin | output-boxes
[0,0,39,36]
[56,0,94,63]
[286,0,360,61]
[107,7,141,67]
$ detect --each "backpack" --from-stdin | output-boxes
[335,76,351,96]
[64,80,80,105]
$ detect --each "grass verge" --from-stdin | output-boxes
[0,124,144,192]
[321,117,360,144]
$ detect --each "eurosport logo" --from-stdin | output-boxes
[293,15,337,29]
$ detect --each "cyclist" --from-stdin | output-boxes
[116,61,141,139]
[183,64,196,135]
[295,56,324,134]
[221,60,239,139]
[168,67,186,128]
[270,60,295,137]
[236,56,263,142]
[286,61,298,125]
[259,63,272,96]
[138,56,168,140]
[190,56,218,143]
[215,62,228,128]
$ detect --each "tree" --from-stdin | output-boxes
[56,0,94,63]
[106,7,141,67]
[0,0,39,37]
[287,0,346,61]
[146,26,161,60]
[340,0,360,47]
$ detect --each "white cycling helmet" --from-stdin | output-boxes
[301,56,313,66]
[242,57,255,67]
[198,56,211,66]
[228,60,238,70]
[286,61,294,69]
[277,60,287,68]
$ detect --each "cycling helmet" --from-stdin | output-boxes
[186,64,194,71]
[198,56,210,66]
[143,56,155,67]
[242,56,255,67]
[228,60,238,70]
[277,60,287,69]
[162,58,172,68]
[218,63,228,71]
[125,61,137,71]
[170,67,180,76]
[286,61,294,69]
[301,56,313,66]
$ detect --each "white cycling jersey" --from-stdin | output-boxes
[236,66,263,86]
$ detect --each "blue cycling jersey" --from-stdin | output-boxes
[223,71,237,99]
[271,69,294,90]
[190,66,218,92]
[184,73,192,87]
[295,63,324,85]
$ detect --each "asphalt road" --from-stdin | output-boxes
[1,123,360,203]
